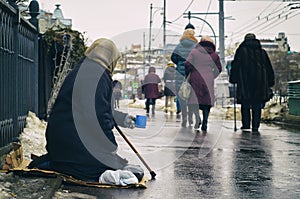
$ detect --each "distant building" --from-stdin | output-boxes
[131,44,142,53]
[260,39,280,51]
[275,32,290,52]
[38,4,72,33]
[260,32,290,53]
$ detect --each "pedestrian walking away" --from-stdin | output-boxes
[229,33,275,133]
[113,80,122,109]
[143,66,162,115]
[163,61,176,114]
[171,27,198,127]
[185,36,222,132]
[28,38,143,182]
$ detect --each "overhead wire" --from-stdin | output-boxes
[266,1,284,16]
[232,3,293,41]
[200,0,213,34]
[233,2,287,35]
[169,0,194,23]
[152,0,195,45]
[257,9,300,34]
[153,23,163,43]
[258,0,277,17]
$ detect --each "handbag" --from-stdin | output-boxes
[178,74,191,100]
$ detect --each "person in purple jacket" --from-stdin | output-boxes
[143,66,161,115]
[185,36,222,132]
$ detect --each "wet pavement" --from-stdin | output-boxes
[56,107,300,199]
[1,107,300,198]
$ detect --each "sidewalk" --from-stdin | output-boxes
[1,106,300,198]
[60,108,300,198]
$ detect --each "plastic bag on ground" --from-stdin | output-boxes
[123,164,144,181]
[99,169,138,186]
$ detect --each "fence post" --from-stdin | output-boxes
[12,2,20,137]
[29,0,40,114]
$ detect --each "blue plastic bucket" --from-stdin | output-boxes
[135,115,147,128]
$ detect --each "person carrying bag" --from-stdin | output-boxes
[178,74,191,100]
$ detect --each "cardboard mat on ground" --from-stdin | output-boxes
[0,142,148,189]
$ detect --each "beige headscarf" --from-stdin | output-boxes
[180,28,198,43]
[85,38,121,75]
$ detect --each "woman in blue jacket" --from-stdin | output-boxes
[171,28,198,127]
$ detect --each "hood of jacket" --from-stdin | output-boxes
[149,66,156,73]
[84,38,121,75]
[196,41,216,54]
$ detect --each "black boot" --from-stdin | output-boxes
[201,121,207,132]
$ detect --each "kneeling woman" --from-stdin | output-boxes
[29,38,141,182]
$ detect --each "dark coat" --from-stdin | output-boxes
[185,41,222,105]
[171,38,197,92]
[45,58,128,181]
[143,67,161,99]
[229,39,275,103]
[163,66,176,96]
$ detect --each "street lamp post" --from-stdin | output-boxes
[163,0,166,71]
[148,3,153,64]
[148,4,163,65]
[184,11,217,45]
[219,0,225,68]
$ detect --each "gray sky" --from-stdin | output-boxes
[38,0,300,52]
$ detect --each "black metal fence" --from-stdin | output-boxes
[0,0,44,148]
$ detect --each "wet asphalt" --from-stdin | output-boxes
[55,107,300,199]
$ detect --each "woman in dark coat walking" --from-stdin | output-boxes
[185,36,222,131]
[229,33,274,132]
[28,38,137,182]
[171,28,198,127]
[143,66,161,115]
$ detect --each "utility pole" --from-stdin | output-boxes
[143,32,146,77]
[148,3,153,64]
[219,0,225,69]
[163,0,166,70]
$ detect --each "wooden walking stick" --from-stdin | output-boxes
[114,123,156,180]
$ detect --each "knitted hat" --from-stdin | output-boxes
[185,23,195,30]
[244,33,256,40]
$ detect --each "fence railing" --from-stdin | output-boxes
[0,0,39,148]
